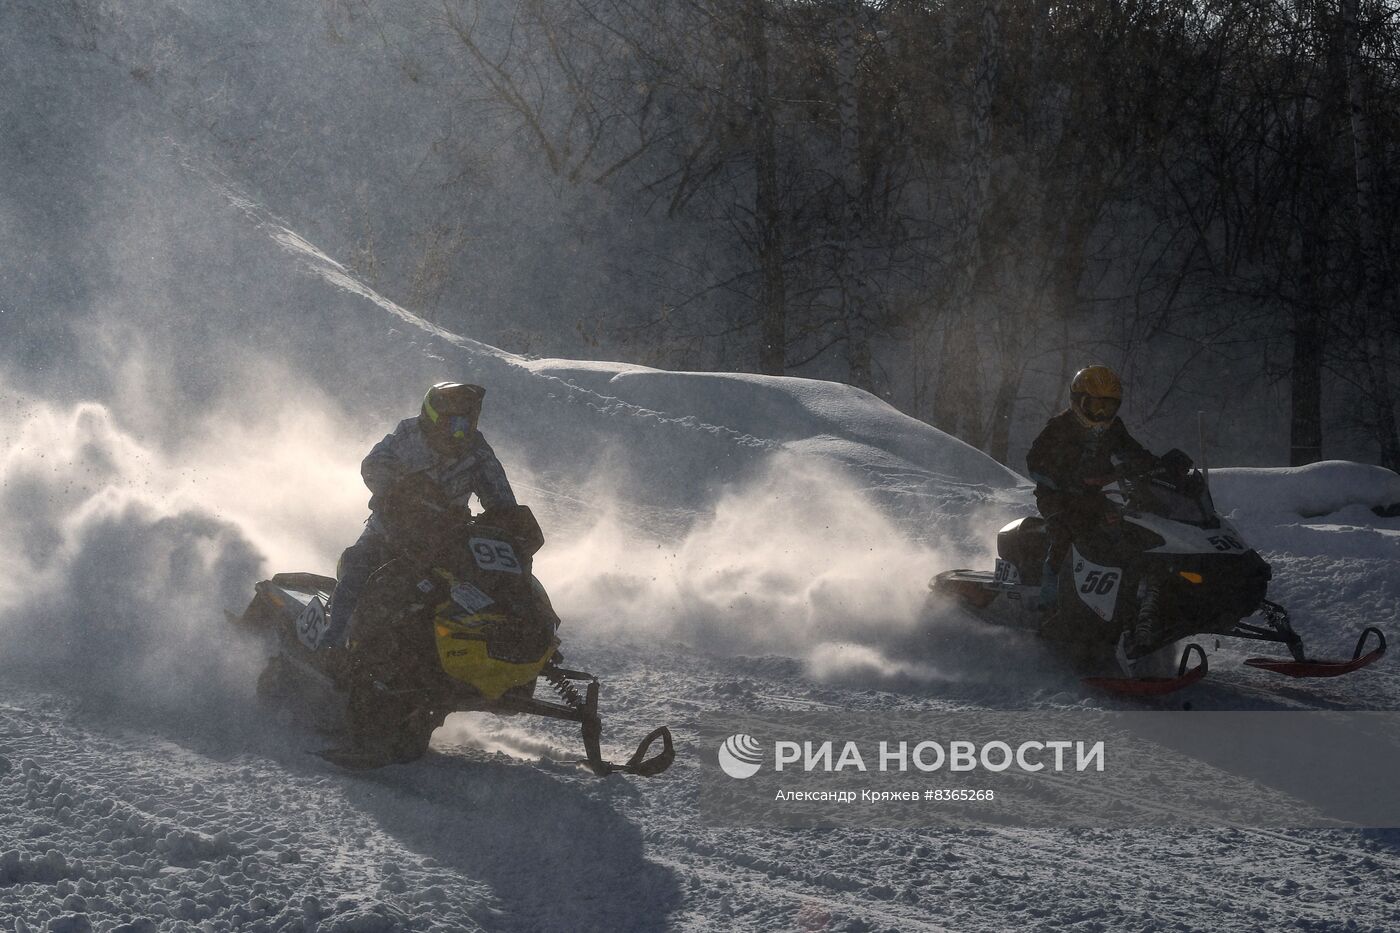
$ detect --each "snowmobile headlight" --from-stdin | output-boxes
[1178,571,1203,584]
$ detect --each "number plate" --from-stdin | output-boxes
[295,596,329,649]
[993,558,1021,585]
[1070,547,1123,622]
[468,537,522,574]
[450,581,495,613]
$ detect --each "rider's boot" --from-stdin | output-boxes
[1037,560,1059,613]
[1121,576,1166,660]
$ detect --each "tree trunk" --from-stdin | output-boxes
[1043,204,1091,412]
[747,0,787,376]
[985,358,1022,465]
[1341,0,1400,468]
[835,2,873,390]
[930,2,1001,442]
[1287,0,1326,467]
[1290,302,1324,465]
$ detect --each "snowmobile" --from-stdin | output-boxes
[931,459,1386,695]
[232,494,674,775]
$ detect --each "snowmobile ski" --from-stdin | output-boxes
[1083,643,1208,696]
[1244,626,1386,678]
[548,673,675,777]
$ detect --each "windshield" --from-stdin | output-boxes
[1120,475,1217,526]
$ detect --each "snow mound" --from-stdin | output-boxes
[250,200,1027,529]
[1211,461,1400,520]
[524,359,1028,491]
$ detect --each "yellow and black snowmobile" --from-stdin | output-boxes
[233,499,673,775]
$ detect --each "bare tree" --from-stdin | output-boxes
[337,0,1400,468]
[1341,0,1400,468]
[927,2,1001,444]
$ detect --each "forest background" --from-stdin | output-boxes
[18,0,1400,471]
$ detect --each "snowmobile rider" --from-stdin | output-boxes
[1026,365,1191,629]
[321,382,518,649]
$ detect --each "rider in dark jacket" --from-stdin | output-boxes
[1026,365,1157,612]
[322,382,517,648]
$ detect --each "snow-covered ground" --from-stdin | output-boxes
[4,198,1400,929]
[4,4,1400,930]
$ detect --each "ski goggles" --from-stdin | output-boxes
[1080,395,1120,422]
[448,415,476,440]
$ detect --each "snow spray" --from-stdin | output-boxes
[0,371,373,718]
[533,453,1030,688]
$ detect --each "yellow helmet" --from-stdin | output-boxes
[1069,365,1122,427]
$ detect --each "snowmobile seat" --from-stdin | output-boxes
[271,571,338,594]
[996,516,1047,585]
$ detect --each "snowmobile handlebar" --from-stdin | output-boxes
[1092,450,1198,494]
[376,477,545,559]
[374,473,461,531]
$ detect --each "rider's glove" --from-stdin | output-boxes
[315,623,347,652]
[375,473,445,520]
[1156,448,1194,477]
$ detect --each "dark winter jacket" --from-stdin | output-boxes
[362,417,517,536]
[1026,410,1154,495]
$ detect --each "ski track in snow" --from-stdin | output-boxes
[6,632,1400,931]
[0,695,493,933]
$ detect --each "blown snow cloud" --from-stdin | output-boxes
[0,389,267,709]
[535,454,984,683]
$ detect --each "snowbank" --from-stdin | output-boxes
[1210,461,1400,520]
[522,359,1027,491]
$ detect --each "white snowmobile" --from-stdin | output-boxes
[932,461,1386,695]
[232,498,674,775]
